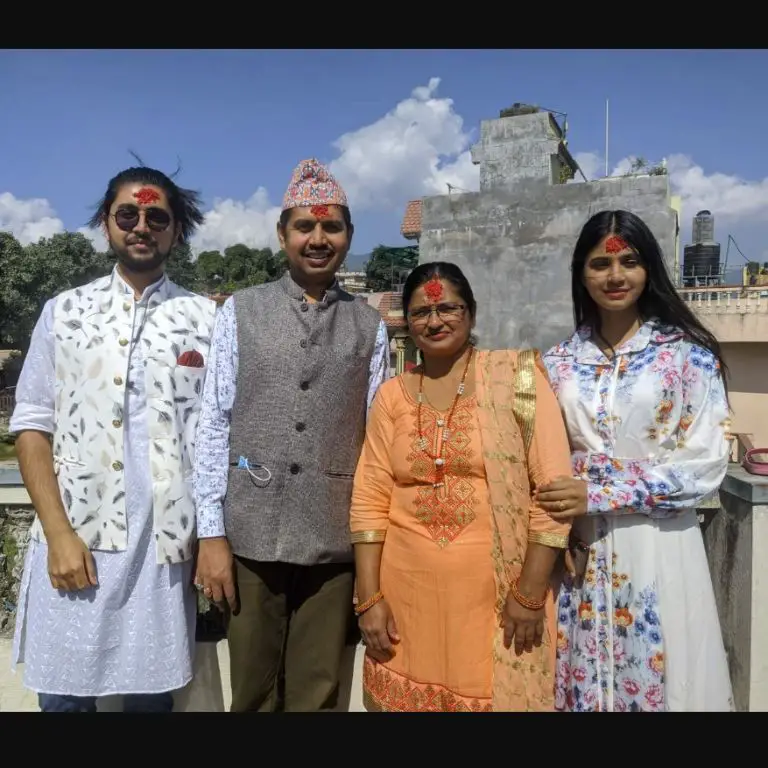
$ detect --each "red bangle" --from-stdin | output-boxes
[354,590,384,616]
[509,579,547,611]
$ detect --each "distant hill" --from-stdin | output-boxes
[342,253,369,271]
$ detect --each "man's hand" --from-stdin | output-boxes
[194,537,237,612]
[48,530,98,591]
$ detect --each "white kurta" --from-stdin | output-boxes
[543,319,734,712]
[10,275,196,697]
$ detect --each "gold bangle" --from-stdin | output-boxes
[509,579,547,611]
[354,590,384,616]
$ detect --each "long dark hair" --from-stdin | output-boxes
[402,261,477,320]
[571,209,728,383]
[87,153,204,244]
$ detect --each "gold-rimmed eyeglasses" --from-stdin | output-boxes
[407,302,466,326]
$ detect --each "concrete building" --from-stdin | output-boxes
[401,107,679,353]
[336,269,369,294]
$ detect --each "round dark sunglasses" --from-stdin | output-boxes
[113,205,172,232]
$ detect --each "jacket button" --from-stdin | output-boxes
[112,461,124,471]
[119,338,129,346]
[300,339,307,348]
[123,301,132,311]
[295,422,305,432]
[300,381,309,391]
[289,463,300,475]
[114,376,123,386]
[300,303,309,312]
[112,419,122,428]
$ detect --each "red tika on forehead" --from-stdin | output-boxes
[134,187,161,205]
[605,235,630,254]
[424,276,444,303]
[310,204,330,219]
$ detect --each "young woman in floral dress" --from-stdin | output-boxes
[537,209,734,712]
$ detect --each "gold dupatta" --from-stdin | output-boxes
[475,348,558,712]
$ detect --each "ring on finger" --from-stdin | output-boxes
[558,500,565,510]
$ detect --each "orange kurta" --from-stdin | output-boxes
[362,379,495,710]
[350,350,573,712]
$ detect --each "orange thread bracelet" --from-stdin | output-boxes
[509,579,547,611]
[354,590,384,616]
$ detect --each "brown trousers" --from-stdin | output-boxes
[227,557,356,712]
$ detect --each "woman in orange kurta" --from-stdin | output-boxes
[350,262,575,712]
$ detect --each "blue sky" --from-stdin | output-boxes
[1,49,766,277]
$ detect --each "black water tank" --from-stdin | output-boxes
[682,243,721,286]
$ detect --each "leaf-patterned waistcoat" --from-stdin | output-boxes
[29,269,217,565]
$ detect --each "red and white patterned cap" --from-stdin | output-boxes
[281,158,348,210]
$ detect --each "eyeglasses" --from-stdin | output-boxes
[407,302,466,325]
[112,205,172,233]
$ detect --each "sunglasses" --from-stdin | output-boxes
[112,205,172,232]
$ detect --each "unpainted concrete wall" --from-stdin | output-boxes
[420,111,677,353]
[419,175,677,353]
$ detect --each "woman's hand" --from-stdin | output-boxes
[359,600,400,663]
[536,476,588,519]
[502,592,545,656]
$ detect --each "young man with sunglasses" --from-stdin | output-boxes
[193,158,390,711]
[9,165,217,712]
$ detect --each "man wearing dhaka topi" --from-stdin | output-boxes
[193,158,390,711]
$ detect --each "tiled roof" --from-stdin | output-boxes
[401,200,422,240]
[373,292,408,330]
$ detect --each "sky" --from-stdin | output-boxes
[1,49,767,277]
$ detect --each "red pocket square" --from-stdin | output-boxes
[177,350,205,368]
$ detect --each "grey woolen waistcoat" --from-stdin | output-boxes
[223,271,382,565]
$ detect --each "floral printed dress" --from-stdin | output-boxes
[543,319,734,712]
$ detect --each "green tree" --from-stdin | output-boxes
[0,231,110,353]
[214,244,289,293]
[272,249,288,278]
[165,243,197,290]
[195,250,225,293]
[0,231,27,347]
[364,245,418,292]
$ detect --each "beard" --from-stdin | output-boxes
[109,237,172,273]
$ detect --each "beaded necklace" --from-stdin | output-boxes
[416,346,474,489]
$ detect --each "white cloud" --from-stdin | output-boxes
[0,192,64,245]
[0,191,108,252]
[192,187,282,253]
[572,152,605,183]
[665,154,768,221]
[77,225,108,253]
[572,150,768,229]
[3,80,767,256]
[328,77,479,206]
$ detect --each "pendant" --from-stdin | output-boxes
[436,418,445,427]
[435,457,445,467]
